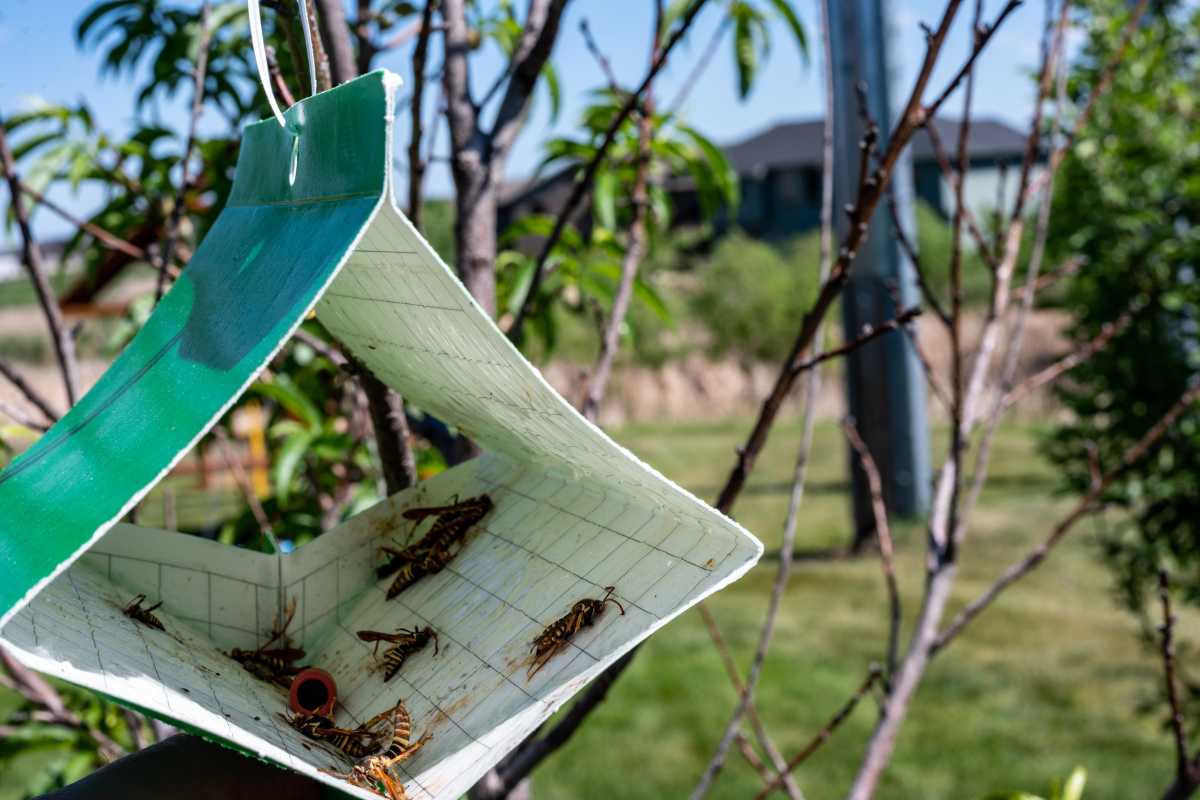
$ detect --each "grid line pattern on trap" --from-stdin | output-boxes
[297,452,750,800]
[0,170,761,800]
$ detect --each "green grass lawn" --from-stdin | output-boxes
[527,418,1177,799]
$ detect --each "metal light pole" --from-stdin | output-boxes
[828,0,930,547]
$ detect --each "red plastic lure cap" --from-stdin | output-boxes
[289,667,337,716]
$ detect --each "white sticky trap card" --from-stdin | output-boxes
[0,71,762,799]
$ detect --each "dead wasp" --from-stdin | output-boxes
[356,626,439,682]
[356,625,440,657]
[527,586,625,680]
[385,545,455,600]
[375,699,430,765]
[377,494,492,580]
[320,701,430,800]
[323,759,408,800]
[230,598,306,687]
[400,493,493,525]
[285,709,388,759]
[122,594,165,631]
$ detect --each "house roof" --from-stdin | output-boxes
[497,116,1032,217]
[723,117,1029,175]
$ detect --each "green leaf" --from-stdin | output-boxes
[273,429,314,504]
[251,375,321,430]
[1059,768,1086,800]
[676,123,740,212]
[593,167,617,231]
[501,253,537,316]
[765,0,809,64]
[732,4,759,99]
[542,62,562,124]
[633,275,673,323]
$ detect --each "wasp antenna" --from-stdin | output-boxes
[605,595,626,615]
[145,600,163,613]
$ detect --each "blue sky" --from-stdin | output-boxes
[0,1,1049,247]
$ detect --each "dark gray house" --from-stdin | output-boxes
[499,116,1035,242]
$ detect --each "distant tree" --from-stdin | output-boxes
[1046,0,1200,617]
[1045,4,1200,794]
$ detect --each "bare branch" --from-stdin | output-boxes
[1014,255,1083,303]
[580,15,660,422]
[696,605,804,800]
[753,667,883,800]
[842,418,901,683]
[307,0,341,89]
[668,15,732,113]
[580,19,620,93]
[934,382,1200,653]
[406,0,437,227]
[490,0,571,156]
[0,118,79,405]
[922,1,1024,121]
[1020,0,1149,212]
[0,357,60,424]
[789,308,922,378]
[266,45,298,106]
[999,303,1135,410]
[156,1,212,303]
[302,0,336,89]
[13,180,147,262]
[361,371,417,495]
[1158,570,1191,781]
[921,121,998,268]
[713,0,993,516]
[213,426,274,537]
[888,193,949,326]
[690,380,823,796]
[0,645,125,761]
[0,399,49,432]
[507,0,712,341]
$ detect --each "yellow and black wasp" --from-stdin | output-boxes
[377,494,493,582]
[357,626,439,682]
[285,708,389,759]
[527,586,625,680]
[320,700,430,800]
[122,594,165,631]
[230,599,306,687]
[385,544,456,600]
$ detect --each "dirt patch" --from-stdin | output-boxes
[0,310,1072,430]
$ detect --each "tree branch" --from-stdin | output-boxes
[752,667,883,800]
[13,179,148,262]
[156,1,211,303]
[580,13,659,422]
[888,192,949,326]
[933,381,1200,653]
[314,0,351,85]
[696,605,804,800]
[1158,570,1191,784]
[0,357,60,424]
[998,302,1135,411]
[0,117,79,406]
[0,399,49,432]
[0,646,125,762]
[360,371,417,495]
[842,418,901,684]
[489,0,571,157]
[788,308,921,378]
[506,0,712,342]
[406,0,437,228]
[579,19,620,93]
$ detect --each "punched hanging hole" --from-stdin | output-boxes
[289,667,337,716]
[288,134,300,186]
